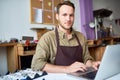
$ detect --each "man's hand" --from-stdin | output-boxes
[65,61,87,73]
[92,61,101,70]
[86,60,101,70]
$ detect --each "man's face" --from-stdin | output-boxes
[56,5,74,30]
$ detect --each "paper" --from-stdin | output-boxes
[34,8,43,23]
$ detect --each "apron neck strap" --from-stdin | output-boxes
[55,27,81,46]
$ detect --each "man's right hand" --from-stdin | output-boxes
[65,61,87,73]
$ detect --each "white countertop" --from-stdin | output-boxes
[0,69,120,80]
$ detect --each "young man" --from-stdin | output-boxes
[31,1,100,73]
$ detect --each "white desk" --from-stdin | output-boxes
[0,69,120,80]
[34,73,120,80]
[34,73,87,80]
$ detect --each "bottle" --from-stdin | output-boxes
[109,24,113,37]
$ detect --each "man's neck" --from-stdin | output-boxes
[58,26,72,39]
[58,26,71,35]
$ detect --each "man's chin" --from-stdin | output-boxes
[60,24,72,30]
[66,26,72,29]
[65,27,72,30]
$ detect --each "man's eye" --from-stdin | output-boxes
[63,14,67,16]
[70,14,74,17]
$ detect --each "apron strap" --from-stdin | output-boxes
[74,34,81,46]
[55,27,60,47]
[55,27,81,46]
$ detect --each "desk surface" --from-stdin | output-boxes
[34,73,86,80]
[0,43,17,47]
[0,69,120,80]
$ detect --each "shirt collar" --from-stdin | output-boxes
[57,28,75,39]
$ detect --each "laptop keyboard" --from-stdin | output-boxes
[76,67,97,79]
[76,67,96,74]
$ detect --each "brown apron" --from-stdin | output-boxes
[54,28,83,66]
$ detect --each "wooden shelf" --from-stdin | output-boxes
[0,43,17,47]
[0,43,37,72]
[31,28,51,40]
[17,43,37,69]
[17,43,36,55]
[88,37,120,61]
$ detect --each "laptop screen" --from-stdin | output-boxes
[67,44,120,80]
[95,44,120,80]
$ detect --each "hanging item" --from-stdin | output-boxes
[48,2,52,7]
[93,8,113,18]
[39,0,43,2]
[47,15,52,19]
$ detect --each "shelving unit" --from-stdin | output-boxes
[1,37,120,72]
[88,37,120,61]
[17,43,37,69]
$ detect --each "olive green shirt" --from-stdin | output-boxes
[31,28,94,70]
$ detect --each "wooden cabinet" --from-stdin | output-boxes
[1,37,120,72]
[17,44,36,56]
[89,46,106,61]
[94,46,106,61]
[7,44,18,73]
[17,44,36,69]
[0,43,36,72]
[0,43,18,72]
[88,37,120,61]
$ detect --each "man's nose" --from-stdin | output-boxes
[66,16,71,21]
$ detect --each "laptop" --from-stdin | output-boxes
[68,44,120,80]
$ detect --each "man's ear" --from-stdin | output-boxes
[56,13,58,20]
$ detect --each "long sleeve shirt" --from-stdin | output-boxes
[31,28,94,71]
